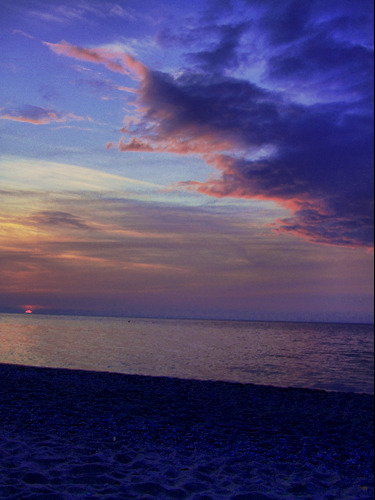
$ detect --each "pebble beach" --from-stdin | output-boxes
[0,363,373,499]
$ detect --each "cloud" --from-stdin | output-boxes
[1,190,372,320]
[267,31,374,106]
[23,2,136,25]
[129,6,374,248]
[259,0,313,45]
[135,70,373,247]
[25,2,105,24]
[77,78,137,98]
[178,101,374,247]
[119,138,154,152]
[0,157,163,194]
[254,0,374,46]
[185,22,250,74]
[12,29,36,40]
[109,4,135,20]
[30,211,92,229]
[44,41,148,80]
[42,0,373,248]
[123,70,281,155]
[250,0,374,105]
[0,105,89,125]
[61,47,373,247]
[0,106,64,125]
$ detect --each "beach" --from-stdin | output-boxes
[0,363,373,499]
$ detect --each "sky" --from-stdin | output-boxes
[0,0,373,323]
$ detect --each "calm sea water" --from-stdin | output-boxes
[0,314,373,394]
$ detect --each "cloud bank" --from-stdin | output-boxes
[1,186,372,321]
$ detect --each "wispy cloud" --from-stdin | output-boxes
[109,4,135,21]
[43,40,148,79]
[12,29,36,40]
[26,2,104,24]
[76,77,138,98]
[25,2,136,24]
[30,211,93,229]
[185,22,251,74]
[0,157,163,194]
[0,105,91,125]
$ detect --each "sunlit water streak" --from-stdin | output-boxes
[0,314,373,394]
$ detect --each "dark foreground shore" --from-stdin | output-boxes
[0,364,373,499]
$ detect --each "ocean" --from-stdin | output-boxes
[0,313,373,394]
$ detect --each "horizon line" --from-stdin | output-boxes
[1,310,373,326]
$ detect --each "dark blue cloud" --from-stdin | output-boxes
[123,0,374,247]
[270,34,373,77]
[186,22,250,74]
[268,29,374,108]
[205,105,374,246]
[248,0,374,42]
[141,70,282,145]
[260,0,313,45]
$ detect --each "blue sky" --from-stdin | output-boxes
[0,0,373,322]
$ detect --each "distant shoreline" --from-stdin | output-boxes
[0,310,373,327]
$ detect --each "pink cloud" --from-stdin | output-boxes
[0,113,62,125]
[43,41,148,80]
[119,135,232,156]
[116,85,138,93]
[43,41,228,157]
[42,41,231,158]
[119,138,154,152]
[0,106,91,125]
[184,160,372,248]
[120,53,148,80]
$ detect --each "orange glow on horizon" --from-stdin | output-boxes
[25,309,33,314]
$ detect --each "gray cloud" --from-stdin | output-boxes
[30,211,93,229]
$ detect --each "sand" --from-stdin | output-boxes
[0,363,373,499]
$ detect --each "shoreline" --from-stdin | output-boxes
[0,363,373,499]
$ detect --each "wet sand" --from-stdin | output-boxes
[0,363,373,499]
